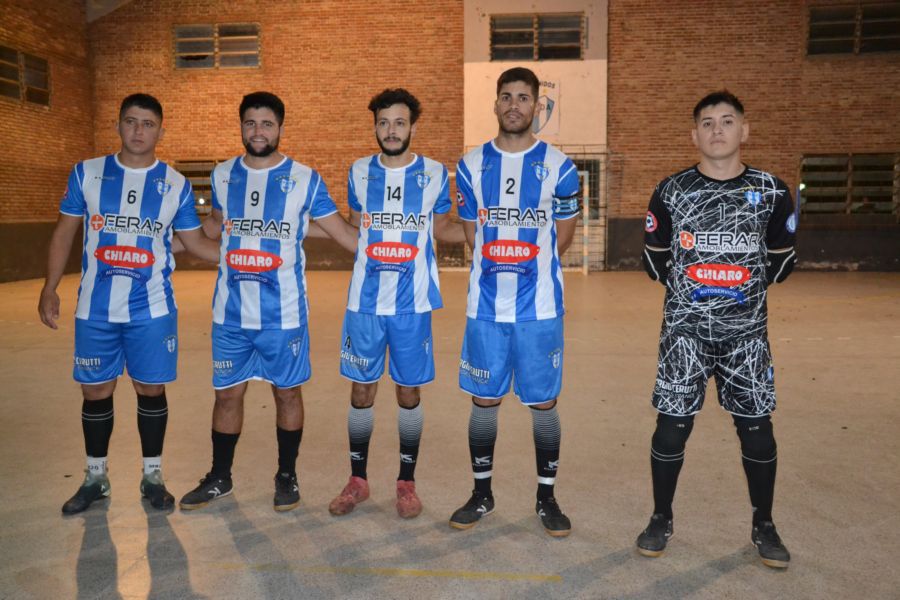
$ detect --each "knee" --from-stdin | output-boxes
[651,413,695,454]
[273,386,302,407]
[351,382,376,408]
[395,385,420,409]
[530,399,557,410]
[133,382,165,397]
[214,386,245,409]
[473,396,502,408]
[733,415,776,461]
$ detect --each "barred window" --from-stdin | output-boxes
[491,14,584,61]
[174,160,224,215]
[800,153,899,216]
[174,23,260,69]
[808,3,900,55]
[0,45,50,106]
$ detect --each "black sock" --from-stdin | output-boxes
[276,427,302,476]
[82,396,114,458]
[211,429,240,478]
[650,413,694,519]
[734,415,777,524]
[530,405,561,501]
[398,403,423,481]
[137,392,168,458]
[348,406,373,480]
[469,403,498,497]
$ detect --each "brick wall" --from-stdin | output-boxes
[88,0,465,212]
[608,0,900,220]
[0,0,93,222]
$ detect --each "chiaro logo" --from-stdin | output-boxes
[95,245,153,268]
[686,264,750,287]
[226,249,283,272]
[482,240,540,263]
[366,242,418,263]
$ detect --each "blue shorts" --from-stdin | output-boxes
[459,316,564,405]
[212,323,311,390]
[340,310,434,386]
[73,313,178,385]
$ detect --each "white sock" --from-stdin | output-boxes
[143,456,162,475]
[87,456,107,476]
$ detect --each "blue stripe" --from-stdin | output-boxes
[359,156,384,309]
[90,156,125,321]
[514,143,548,321]
[396,156,425,312]
[476,144,499,320]
[75,162,88,304]
[223,160,247,325]
[260,161,290,328]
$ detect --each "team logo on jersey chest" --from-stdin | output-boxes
[154,178,173,196]
[414,171,432,189]
[744,189,762,205]
[531,161,551,182]
[277,175,297,194]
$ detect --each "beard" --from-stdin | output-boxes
[377,134,411,157]
[498,111,533,135]
[244,136,279,157]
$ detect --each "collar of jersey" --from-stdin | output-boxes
[692,163,749,184]
[489,138,541,158]
[377,153,418,171]
[239,154,288,173]
[113,153,159,173]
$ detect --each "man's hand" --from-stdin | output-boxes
[38,286,61,329]
[434,213,467,243]
[176,228,220,263]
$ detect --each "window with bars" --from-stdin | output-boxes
[174,159,224,215]
[808,2,900,54]
[0,45,50,105]
[800,153,899,216]
[174,23,260,69]
[490,14,584,61]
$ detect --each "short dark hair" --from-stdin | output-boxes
[239,91,285,125]
[496,67,540,100]
[693,91,744,121]
[368,88,422,124]
[119,93,163,121]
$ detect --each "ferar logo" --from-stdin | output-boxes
[226,249,283,272]
[94,245,153,268]
[482,240,540,263]
[365,241,418,263]
[686,264,751,287]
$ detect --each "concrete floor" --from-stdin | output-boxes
[0,270,898,599]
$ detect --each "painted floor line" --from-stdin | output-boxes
[214,562,562,582]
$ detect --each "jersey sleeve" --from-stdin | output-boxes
[173,178,202,231]
[455,159,477,221]
[59,164,86,217]
[434,165,451,214]
[309,171,339,219]
[211,171,223,212]
[644,184,672,248]
[766,180,797,250]
[553,158,581,220]
[347,168,362,212]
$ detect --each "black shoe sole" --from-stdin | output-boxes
[179,488,232,511]
[274,499,300,512]
[449,506,494,530]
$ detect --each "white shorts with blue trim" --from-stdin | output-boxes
[459,316,564,405]
[340,310,434,386]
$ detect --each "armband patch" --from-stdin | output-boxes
[553,195,580,217]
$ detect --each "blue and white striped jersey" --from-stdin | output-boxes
[211,155,338,330]
[346,154,450,315]
[59,154,200,323]
[456,140,580,323]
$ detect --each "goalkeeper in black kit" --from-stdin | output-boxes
[637,91,797,568]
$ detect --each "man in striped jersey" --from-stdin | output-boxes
[39,93,220,514]
[179,92,357,512]
[449,68,581,536]
[327,89,465,519]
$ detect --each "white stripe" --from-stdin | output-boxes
[76,158,106,320]
[473,471,493,479]
[347,161,369,313]
[211,159,236,326]
[278,163,307,329]
[537,476,556,485]
[533,154,558,319]
[464,148,485,318]
[107,168,148,322]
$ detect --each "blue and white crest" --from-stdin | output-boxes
[164,335,177,353]
[745,190,762,205]
[416,172,432,189]
[279,176,297,194]
[786,213,797,233]
[532,162,551,182]
[155,179,172,196]
[549,348,562,369]
[289,337,302,357]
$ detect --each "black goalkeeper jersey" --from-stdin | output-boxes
[644,165,796,343]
